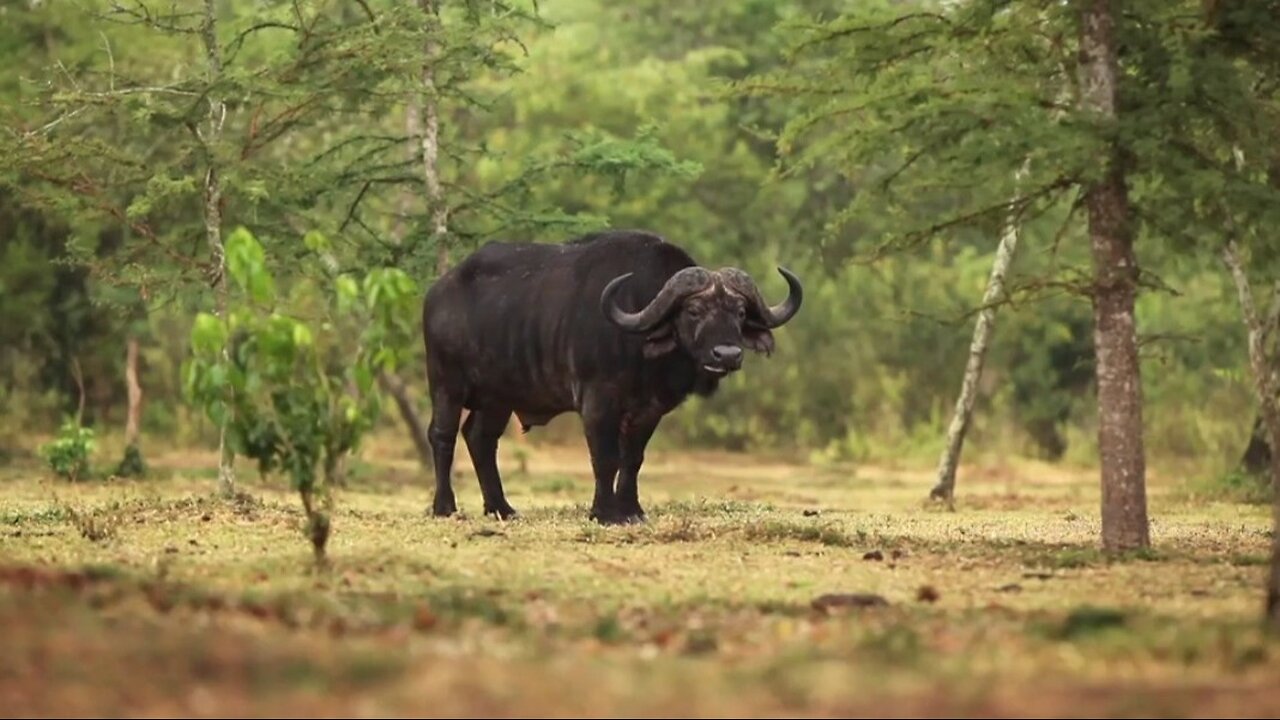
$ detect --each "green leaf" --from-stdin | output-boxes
[304,230,329,252]
[354,362,373,395]
[336,275,359,313]
[292,323,314,348]
[226,227,275,304]
[191,313,227,356]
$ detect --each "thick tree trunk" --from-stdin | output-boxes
[930,161,1029,506]
[1078,0,1149,552]
[124,336,142,447]
[1221,241,1280,630]
[200,0,234,496]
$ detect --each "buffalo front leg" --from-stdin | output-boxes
[428,392,463,517]
[462,407,518,520]
[582,394,623,525]
[616,415,659,523]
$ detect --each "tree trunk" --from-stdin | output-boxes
[1221,241,1280,630]
[1241,416,1272,476]
[200,0,234,496]
[419,0,449,277]
[1078,0,1149,552]
[379,370,433,468]
[124,336,142,447]
[1238,284,1280,476]
[930,161,1030,506]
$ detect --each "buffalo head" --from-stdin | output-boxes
[600,265,803,376]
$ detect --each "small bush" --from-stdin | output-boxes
[38,419,96,482]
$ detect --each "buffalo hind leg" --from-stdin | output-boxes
[616,416,658,523]
[428,391,463,517]
[462,407,518,520]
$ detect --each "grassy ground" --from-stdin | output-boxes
[1,435,1277,718]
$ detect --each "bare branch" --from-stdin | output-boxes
[21,108,88,138]
[224,21,302,65]
[99,31,116,92]
[352,0,380,30]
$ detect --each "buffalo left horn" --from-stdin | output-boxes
[717,266,804,328]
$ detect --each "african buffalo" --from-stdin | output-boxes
[421,229,802,524]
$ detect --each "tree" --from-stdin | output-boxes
[1220,241,1280,629]
[1076,0,1148,551]
[930,161,1029,506]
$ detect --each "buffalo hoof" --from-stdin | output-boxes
[484,504,519,521]
[591,511,644,526]
[590,506,625,526]
[432,494,458,518]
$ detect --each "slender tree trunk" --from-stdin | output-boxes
[1078,0,1149,552]
[124,336,142,446]
[379,371,433,468]
[377,102,436,468]
[200,0,234,496]
[1221,241,1280,630]
[419,0,449,277]
[71,356,85,426]
[930,160,1030,506]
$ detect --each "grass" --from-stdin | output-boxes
[1,437,1278,717]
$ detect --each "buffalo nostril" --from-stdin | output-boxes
[713,345,743,365]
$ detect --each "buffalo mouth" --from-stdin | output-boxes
[701,364,733,376]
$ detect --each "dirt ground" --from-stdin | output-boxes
[1,438,1277,718]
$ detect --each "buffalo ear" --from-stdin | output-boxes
[743,323,775,356]
[643,324,679,358]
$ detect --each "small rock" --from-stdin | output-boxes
[916,585,940,603]
[811,593,889,612]
[996,583,1023,593]
[164,546,179,555]
[1190,589,1210,597]
[862,550,884,561]
[1022,572,1053,580]
[802,509,820,517]
[201,513,212,522]
[783,550,802,557]
[891,549,908,560]
[469,528,505,539]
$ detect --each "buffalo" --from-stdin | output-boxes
[420,229,802,524]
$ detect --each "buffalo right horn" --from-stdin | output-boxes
[602,266,713,333]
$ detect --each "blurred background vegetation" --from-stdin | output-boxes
[0,0,1266,495]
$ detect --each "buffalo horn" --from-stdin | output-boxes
[602,266,714,332]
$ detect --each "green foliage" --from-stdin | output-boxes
[38,418,97,482]
[1,0,1279,489]
[183,227,418,565]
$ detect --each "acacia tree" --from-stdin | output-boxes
[744,0,1155,550]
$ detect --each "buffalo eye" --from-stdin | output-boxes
[735,306,746,319]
